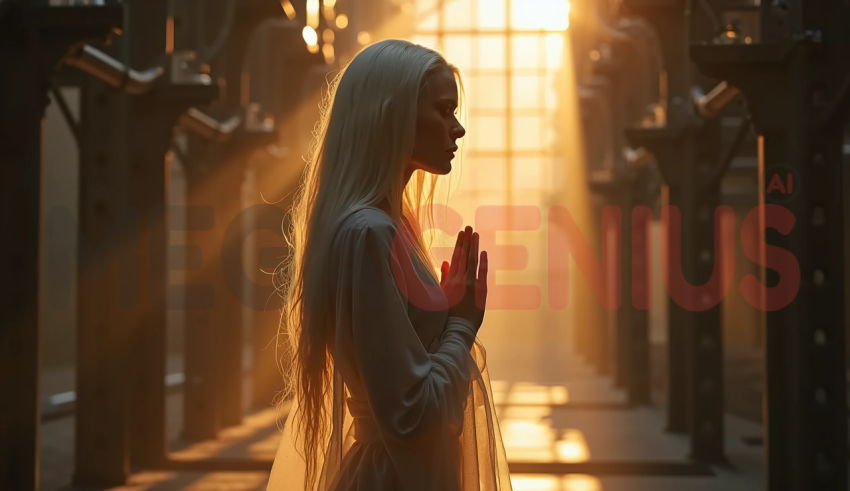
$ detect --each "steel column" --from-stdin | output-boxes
[622,0,694,434]
[692,0,850,484]
[71,0,218,470]
[629,179,652,405]
[178,0,283,438]
[593,44,632,388]
[74,74,136,485]
[0,3,121,489]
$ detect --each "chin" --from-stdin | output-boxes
[420,160,452,175]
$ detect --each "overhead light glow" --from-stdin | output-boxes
[322,43,335,64]
[511,0,570,31]
[280,0,296,19]
[302,26,318,46]
[357,31,372,45]
[307,0,319,28]
[336,14,348,29]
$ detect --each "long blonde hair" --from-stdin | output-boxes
[275,39,465,490]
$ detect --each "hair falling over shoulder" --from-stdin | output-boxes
[271,39,466,490]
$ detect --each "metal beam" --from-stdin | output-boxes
[0,2,122,489]
[692,0,850,486]
[623,1,729,464]
[70,0,218,479]
[175,0,283,438]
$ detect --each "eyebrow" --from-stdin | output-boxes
[435,97,458,107]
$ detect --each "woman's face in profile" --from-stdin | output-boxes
[409,64,466,176]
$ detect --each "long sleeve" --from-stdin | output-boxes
[266,209,512,491]
[332,216,476,490]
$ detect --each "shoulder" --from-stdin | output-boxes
[338,207,401,243]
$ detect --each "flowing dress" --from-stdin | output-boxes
[266,207,512,490]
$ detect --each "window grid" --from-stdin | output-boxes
[414,0,566,203]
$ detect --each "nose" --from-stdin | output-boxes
[450,121,465,140]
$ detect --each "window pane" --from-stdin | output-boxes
[511,75,541,109]
[511,157,542,190]
[512,116,542,150]
[444,35,473,70]
[456,156,479,190]
[510,0,570,31]
[477,0,506,30]
[548,156,564,193]
[416,0,439,29]
[511,35,543,69]
[544,76,557,108]
[413,0,566,206]
[444,0,473,29]
[416,0,438,12]
[412,35,439,50]
[469,75,506,110]
[476,35,506,69]
[468,157,506,191]
[545,110,558,147]
[417,11,439,30]
[545,33,564,69]
[469,115,505,150]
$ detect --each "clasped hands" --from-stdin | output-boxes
[439,226,488,331]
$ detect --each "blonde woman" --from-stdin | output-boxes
[267,39,512,490]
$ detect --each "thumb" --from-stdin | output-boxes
[440,261,450,285]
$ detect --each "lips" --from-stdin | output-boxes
[447,145,458,153]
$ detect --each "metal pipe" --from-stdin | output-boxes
[178,108,242,143]
[63,44,163,95]
[693,80,740,117]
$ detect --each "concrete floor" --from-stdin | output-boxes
[41,342,765,491]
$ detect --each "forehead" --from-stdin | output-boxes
[421,65,458,100]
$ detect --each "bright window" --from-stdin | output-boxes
[412,0,569,209]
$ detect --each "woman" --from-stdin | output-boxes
[267,39,512,490]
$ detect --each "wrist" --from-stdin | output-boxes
[446,316,477,336]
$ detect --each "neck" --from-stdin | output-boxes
[375,163,415,214]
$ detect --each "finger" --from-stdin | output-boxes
[448,230,463,277]
[475,250,488,309]
[460,226,471,272]
[440,261,450,285]
[467,231,478,284]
